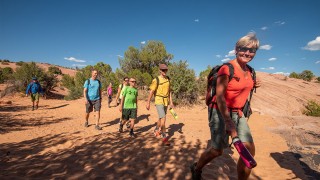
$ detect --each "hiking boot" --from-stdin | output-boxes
[162,137,171,146]
[119,124,123,133]
[84,121,89,128]
[190,162,202,180]
[129,130,134,137]
[95,125,102,130]
[35,105,38,110]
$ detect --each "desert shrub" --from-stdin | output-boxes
[299,70,315,82]
[198,66,212,97]
[168,60,198,105]
[317,77,320,83]
[303,100,320,117]
[289,72,300,79]
[1,62,9,65]
[64,86,83,101]
[13,62,45,92]
[1,67,14,81]
[16,61,25,66]
[48,66,62,75]
[61,74,75,89]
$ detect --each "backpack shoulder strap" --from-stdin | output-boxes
[223,62,234,82]
[246,64,256,101]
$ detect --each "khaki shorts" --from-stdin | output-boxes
[208,108,253,150]
[86,99,101,113]
[30,93,39,102]
[156,104,168,119]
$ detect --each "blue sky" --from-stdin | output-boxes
[1,0,319,76]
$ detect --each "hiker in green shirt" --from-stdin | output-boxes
[119,78,138,137]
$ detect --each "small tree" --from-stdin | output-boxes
[289,72,300,79]
[48,66,62,75]
[168,60,198,105]
[299,70,315,82]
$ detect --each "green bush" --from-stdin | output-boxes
[316,77,320,83]
[303,100,320,117]
[168,60,198,105]
[289,72,300,79]
[61,74,75,89]
[299,70,315,82]
[16,61,25,66]
[48,66,62,75]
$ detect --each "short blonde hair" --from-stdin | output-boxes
[235,33,260,49]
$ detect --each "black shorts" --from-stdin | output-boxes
[86,99,101,113]
[122,108,137,120]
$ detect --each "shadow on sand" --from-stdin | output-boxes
[271,151,320,179]
[0,131,200,179]
[0,113,71,134]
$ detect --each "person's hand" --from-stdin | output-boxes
[169,102,174,109]
[254,78,261,88]
[119,106,122,112]
[85,99,89,104]
[146,102,150,110]
[25,94,28,97]
[225,119,238,139]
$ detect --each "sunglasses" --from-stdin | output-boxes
[238,47,257,53]
[130,81,136,83]
[125,79,129,82]
[161,69,168,72]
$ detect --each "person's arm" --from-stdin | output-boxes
[119,92,125,112]
[169,89,174,108]
[215,75,237,138]
[25,83,30,96]
[115,85,121,101]
[83,80,89,104]
[136,90,138,114]
[146,89,154,110]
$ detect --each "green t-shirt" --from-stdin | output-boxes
[122,87,138,109]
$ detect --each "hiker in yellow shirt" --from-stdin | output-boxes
[146,64,174,145]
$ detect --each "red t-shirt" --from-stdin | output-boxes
[214,61,254,109]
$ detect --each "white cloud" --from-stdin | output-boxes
[216,55,221,58]
[141,41,146,44]
[260,45,272,50]
[117,55,123,58]
[268,57,277,61]
[194,19,199,22]
[260,67,275,70]
[64,57,86,63]
[72,64,86,67]
[221,58,231,62]
[303,36,320,51]
[275,21,285,25]
[261,26,268,30]
[226,50,235,57]
[316,60,320,64]
[274,72,290,76]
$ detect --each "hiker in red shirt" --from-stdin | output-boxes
[190,33,261,180]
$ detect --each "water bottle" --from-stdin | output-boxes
[169,108,178,120]
[232,137,257,169]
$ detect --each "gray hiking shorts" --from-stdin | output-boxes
[208,108,253,150]
[156,104,168,119]
[86,99,101,113]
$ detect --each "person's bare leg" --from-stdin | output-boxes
[160,117,166,136]
[237,142,255,180]
[195,147,223,171]
[96,110,100,126]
